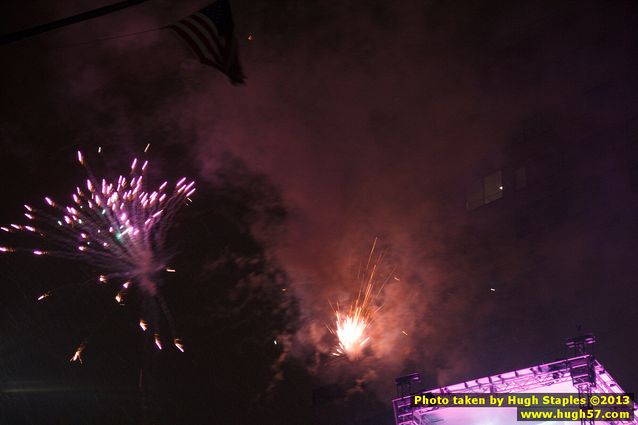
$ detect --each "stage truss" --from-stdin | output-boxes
[393,355,638,425]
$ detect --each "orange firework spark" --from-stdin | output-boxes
[70,343,85,363]
[329,238,391,359]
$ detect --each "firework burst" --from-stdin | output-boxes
[329,238,391,359]
[1,149,195,361]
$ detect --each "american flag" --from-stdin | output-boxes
[169,1,245,85]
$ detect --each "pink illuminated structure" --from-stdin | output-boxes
[393,352,637,425]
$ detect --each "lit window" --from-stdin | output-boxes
[466,170,503,210]
[483,171,503,204]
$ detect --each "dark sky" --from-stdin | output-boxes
[1,1,638,424]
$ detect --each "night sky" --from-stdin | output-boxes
[1,1,638,424]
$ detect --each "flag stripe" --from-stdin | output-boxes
[191,13,225,59]
[179,19,220,64]
[169,1,245,84]
[169,24,210,64]
[186,15,222,62]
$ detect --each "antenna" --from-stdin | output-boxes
[565,333,596,355]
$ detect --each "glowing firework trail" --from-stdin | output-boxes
[1,150,195,359]
[329,238,391,359]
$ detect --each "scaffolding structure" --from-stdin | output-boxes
[393,353,637,425]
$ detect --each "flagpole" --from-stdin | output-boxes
[0,0,151,46]
[49,27,166,50]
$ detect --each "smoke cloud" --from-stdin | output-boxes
[2,1,637,420]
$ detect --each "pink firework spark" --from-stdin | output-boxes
[1,150,195,360]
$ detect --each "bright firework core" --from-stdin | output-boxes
[330,238,390,359]
[333,308,371,359]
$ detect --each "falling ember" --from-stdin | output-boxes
[174,339,185,352]
[165,267,176,273]
[70,344,85,363]
[37,293,50,301]
[328,238,392,359]
[154,334,162,350]
[1,150,195,357]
